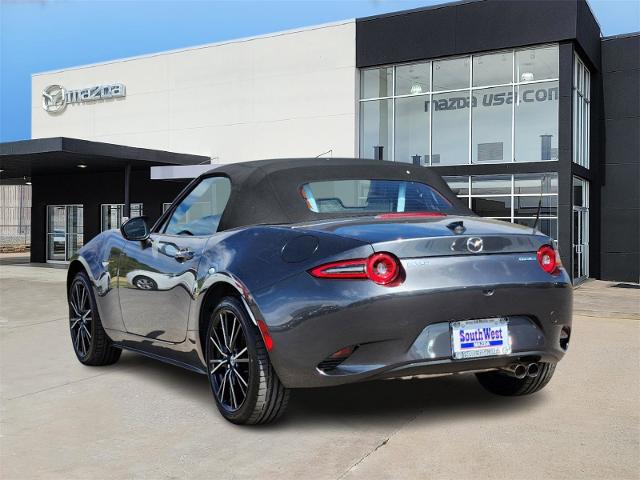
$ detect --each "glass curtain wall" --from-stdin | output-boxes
[359,45,559,165]
[444,173,558,239]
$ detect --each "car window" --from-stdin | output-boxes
[164,177,231,235]
[301,179,452,214]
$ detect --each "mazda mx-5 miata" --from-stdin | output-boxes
[67,158,572,424]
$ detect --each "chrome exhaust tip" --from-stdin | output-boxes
[501,363,527,379]
[526,363,540,378]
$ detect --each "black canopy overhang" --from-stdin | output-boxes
[0,137,208,180]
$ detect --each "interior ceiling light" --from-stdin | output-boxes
[25,181,32,185]
[77,164,87,168]
[521,72,535,81]
[410,83,423,94]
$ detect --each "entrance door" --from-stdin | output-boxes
[573,207,589,281]
[572,176,589,282]
[47,205,84,262]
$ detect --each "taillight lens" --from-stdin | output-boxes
[366,253,400,285]
[309,252,402,286]
[537,245,561,275]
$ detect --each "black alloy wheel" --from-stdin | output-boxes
[208,307,250,412]
[205,297,289,424]
[68,272,122,366]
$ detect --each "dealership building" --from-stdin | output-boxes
[0,0,638,283]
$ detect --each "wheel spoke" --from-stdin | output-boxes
[70,318,81,329]
[78,328,86,356]
[229,374,238,409]
[80,285,88,312]
[209,360,226,375]
[229,317,237,350]
[209,336,225,357]
[218,370,229,398]
[74,326,81,351]
[234,347,248,359]
[233,368,248,388]
[220,312,229,349]
[81,323,92,341]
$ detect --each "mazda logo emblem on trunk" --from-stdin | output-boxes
[467,237,483,253]
[42,85,67,113]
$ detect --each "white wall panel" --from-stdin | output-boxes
[32,21,357,162]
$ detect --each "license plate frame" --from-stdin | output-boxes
[451,317,511,360]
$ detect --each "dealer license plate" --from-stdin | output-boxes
[451,318,511,360]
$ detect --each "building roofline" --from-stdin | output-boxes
[602,31,640,41]
[31,18,354,77]
[0,137,208,165]
[356,0,481,22]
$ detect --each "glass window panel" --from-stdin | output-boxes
[471,175,511,195]
[514,80,558,162]
[514,195,557,217]
[360,99,393,161]
[433,57,470,91]
[302,179,453,213]
[395,62,430,95]
[165,177,231,236]
[514,218,558,240]
[573,176,587,206]
[472,86,513,162]
[516,45,558,82]
[471,196,511,217]
[443,176,469,195]
[361,67,393,99]
[514,173,558,194]
[473,52,513,86]
[394,96,430,164]
[101,204,143,231]
[431,92,469,165]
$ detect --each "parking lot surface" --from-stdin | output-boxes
[1,262,638,479]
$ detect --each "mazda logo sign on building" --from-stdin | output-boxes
[42,83,126,114]
[42,84,67,114]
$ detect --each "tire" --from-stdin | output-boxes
[475,362,556,396]
[132,275,158,291]
[68,272,122,366]
[205,297,289,425]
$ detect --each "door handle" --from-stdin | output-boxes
[174,248,194,262]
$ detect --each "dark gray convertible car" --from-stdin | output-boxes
[67,158,572,424]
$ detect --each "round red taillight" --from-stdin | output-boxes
[366,252,400,285]
[537,245,559,275]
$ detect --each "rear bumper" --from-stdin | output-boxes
[253,256,572,388]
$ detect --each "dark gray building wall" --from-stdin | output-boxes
[357,0,599,70]
[31,170,187,263]
[600,33,640,282]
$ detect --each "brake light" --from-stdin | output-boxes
[309,252,402,286]
[537,245,561,275]
[376,212,446,219]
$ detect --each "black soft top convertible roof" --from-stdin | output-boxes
[200,158,472,231]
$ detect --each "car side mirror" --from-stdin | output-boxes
[121,216,150,241]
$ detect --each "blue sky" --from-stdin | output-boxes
[1,0,638,142]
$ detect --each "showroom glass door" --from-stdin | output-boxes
[572,177,589,282]
[46,205,84,262]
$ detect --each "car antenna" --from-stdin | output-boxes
[532,174,546,232]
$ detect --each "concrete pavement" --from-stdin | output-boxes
[1,263,638,479]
